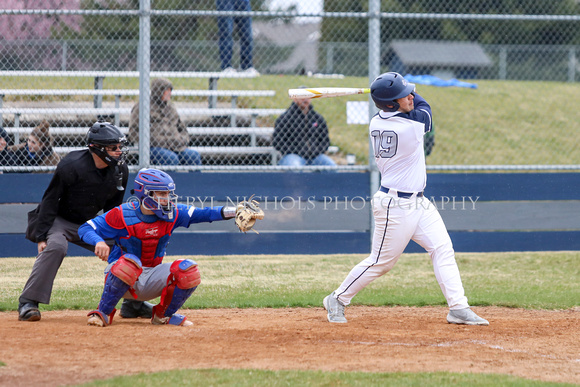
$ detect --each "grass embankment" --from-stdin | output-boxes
[3,76,579,165]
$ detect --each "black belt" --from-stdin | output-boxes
[380,186,423,199]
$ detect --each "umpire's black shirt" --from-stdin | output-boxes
[34,149,129,242]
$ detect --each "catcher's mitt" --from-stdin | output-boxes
[235,196,265,233]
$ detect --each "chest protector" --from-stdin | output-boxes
[118,203,178,267]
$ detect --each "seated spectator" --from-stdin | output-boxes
[0,127,16,167]
[273,96,336,166]
[129,78,201,166]
[8,120,60,168]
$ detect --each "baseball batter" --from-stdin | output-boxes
[323,72,488,326]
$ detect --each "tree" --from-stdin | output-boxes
[0,0,82,69]
[0,0,82,40]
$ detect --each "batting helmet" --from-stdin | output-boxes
[370,72,415,112]
[132,168,178,221]
[86,121,128,167]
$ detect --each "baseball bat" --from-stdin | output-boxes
[288,87,370,100]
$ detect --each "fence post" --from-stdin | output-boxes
[326,43,335,74]
[61,41,68,71]
[368,0,381,245]
[138,0,151,169]
[93,76,104,109]
[568,47,576,83]
[499,46,507,80]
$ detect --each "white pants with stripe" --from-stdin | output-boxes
[334,190,469,310]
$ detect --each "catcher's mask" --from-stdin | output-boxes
[86,121,128,168]
[132,168,178,221]
[370,72,415,112]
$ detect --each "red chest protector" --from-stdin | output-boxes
[117,203,179,267]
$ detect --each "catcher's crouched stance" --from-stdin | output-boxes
[78,168,264,327]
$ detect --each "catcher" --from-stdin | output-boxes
[77,168,264,327]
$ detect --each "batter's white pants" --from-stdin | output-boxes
[335,190,469,310]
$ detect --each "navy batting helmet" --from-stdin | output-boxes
[86,121,128,167]
[133,168,178,221]
[370,72,415,112]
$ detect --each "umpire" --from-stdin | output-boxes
[18,121,130,322]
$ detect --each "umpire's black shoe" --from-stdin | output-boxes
[18,302,41,322]
[120,299,154,319]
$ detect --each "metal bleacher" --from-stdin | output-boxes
[0,70,285,166]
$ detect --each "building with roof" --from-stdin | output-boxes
[386,40,493,79]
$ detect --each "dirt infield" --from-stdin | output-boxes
[0,306,578,386]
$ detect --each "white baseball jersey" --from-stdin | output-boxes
[370,94,432,193]
[333,93,470,312]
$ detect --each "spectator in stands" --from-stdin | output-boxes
[9,120,60,168]
[129,78,201,166]
[273,96,336,167]
[217,0,259,75]
[0,127,16,167]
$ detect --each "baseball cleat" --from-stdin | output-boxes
[120,299,154,319]
[152,313,193,327]
[447,308,489,326]
[18,302,41,322]
[323,292,347,323]
[87,309,116,327]
[87,314,106,327]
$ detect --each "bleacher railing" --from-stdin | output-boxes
[1,2,579,174]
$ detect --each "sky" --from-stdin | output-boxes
[267,0,323,21]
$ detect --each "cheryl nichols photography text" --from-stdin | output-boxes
[126,195,481,211]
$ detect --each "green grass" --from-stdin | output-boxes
[2,75,579,166]
[79,369,577,387]
[1,251,578,311]
[82,369,572,387]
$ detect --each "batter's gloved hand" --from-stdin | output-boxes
[235,195,265,234]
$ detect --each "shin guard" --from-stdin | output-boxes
[89,254,143,326]
[152,259,200,322]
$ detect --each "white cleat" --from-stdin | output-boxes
[220,66,237,75]
[87,314,106,327]
[447,308,489,326]
[242,67,260,76]
[323,292,347,323]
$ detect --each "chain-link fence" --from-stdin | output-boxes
[1,0,579,172]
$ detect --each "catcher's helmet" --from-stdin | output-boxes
[86,121,128,167]
[132,168,178,221]
[370,72,415,112]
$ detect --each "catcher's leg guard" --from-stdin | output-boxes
[88,254,143,327]
[152,259,200,326]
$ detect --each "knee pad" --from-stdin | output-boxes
[170,259,201,289]
[153,260,200,320]
[110,254,143,286]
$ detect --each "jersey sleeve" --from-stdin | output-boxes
[406,94,433,133]
[78,207,128,246]
[173,204,226,229]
